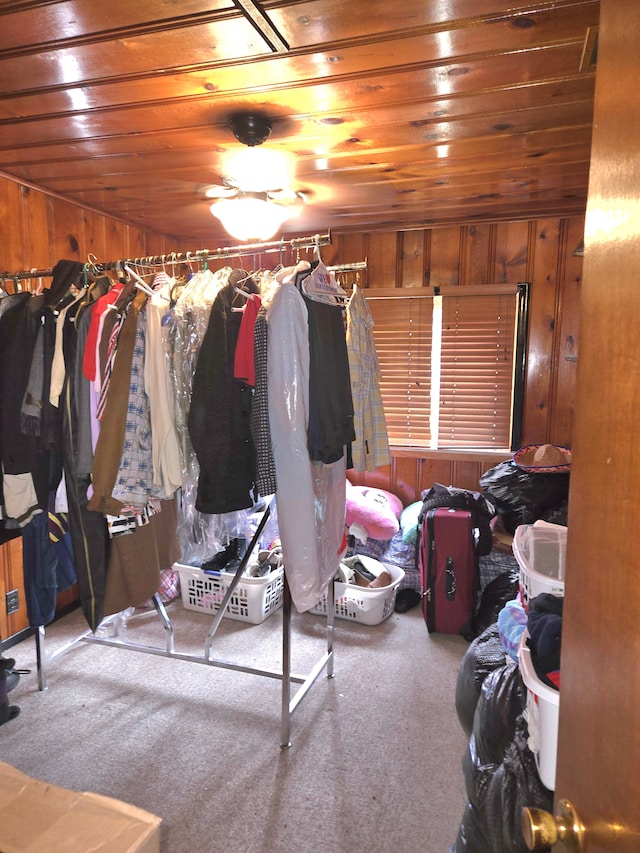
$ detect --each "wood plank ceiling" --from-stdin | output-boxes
[0,0,599,244]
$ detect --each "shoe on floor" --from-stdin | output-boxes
[0,702,20,725]
[394,588,422,613]
[6,670,20,693]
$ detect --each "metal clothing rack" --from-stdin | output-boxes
[8,229,341,748]
[0,231,334,284]
[327,260,368,273]
[34,498,336,749]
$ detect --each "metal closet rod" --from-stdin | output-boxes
[327,260,368,272]
[0,231,333,281]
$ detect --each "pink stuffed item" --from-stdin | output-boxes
[345,483,402,542]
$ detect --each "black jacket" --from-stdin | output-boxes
[188,283,256,514]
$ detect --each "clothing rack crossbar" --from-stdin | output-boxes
[0,231,333,282]
[34,499,336,749]
[326,260,368,273]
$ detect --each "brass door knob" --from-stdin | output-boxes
[522,799,585,852]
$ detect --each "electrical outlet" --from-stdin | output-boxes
[5,589,19,615]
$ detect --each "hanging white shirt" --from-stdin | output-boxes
[145,279,183,497]
[266,274,346,612]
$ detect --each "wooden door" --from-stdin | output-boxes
[0,536,29,642]
[553,1,640,849]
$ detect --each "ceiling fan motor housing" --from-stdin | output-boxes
[231,113,272,147]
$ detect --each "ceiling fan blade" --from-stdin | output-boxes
[204,185,238,199]
[267,188,303,205]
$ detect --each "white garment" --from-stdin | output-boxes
[145,281,183,497]
[267,278,346,612]
[2,468,42,526]
[49,289,86,406]
[55,470,69,513]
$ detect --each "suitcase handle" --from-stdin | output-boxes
[445,556,456,600]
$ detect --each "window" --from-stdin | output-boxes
[366,284,527,451]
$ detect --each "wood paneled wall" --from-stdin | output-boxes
[0,175,177,275]
[0,173,583,640]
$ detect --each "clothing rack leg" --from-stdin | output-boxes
[35,622,94,691]
[326,576,335,679]
[204,498,275,659]
[280,575,293,749]
[152,593,175,653]
[280,574,336,748]
[36,625,46,691]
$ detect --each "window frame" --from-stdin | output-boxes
[363,282,529,453]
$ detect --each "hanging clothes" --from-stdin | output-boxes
[298,266,355,464]
[60,277,113,631]
[109,306,155,508]
[145,276,182,497]
[250,305,277,498]
[0,260,84,516]
[0,292,49,517]
[0,261,90,626]
[346,283,391,472]
[188,280,256,515]
[0,292,37,527]
[266,266,347,612]
[167,266,226,468]
[70,276,114,477]
[167,266,250,566]
[103,496,181,617]
[87,289,147,516]
[21,497,76,627]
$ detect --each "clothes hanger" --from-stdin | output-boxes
[298,243,347,305]
[228,267,259,312]
[123,263,157,298]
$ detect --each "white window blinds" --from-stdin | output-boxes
[366,285,522,450]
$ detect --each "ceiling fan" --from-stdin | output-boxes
[203,111,397,239]
[205,112,303,205]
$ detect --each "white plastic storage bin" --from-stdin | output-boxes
[512,520,567,610]
[518,630,560,791]
[310,563,404,625]
[175,562,284,624]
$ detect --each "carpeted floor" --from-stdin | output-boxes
[1,598,469,853]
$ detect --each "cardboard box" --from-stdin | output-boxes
[0,762,161,853]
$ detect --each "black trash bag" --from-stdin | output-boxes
[484,714,553,853]
[451,801,495,853]
[462,730,500,812]
[461,662,526,825]
[470,569,520,640]
[459,733,508,852]
[479,461,570,534]
[541,498,569,527]
[471,662,527,768]
[455,623,505,736]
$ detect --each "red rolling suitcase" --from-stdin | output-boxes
[419,507,478,636]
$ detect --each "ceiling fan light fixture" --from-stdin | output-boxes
[210,193,290,241]
[220,146,295,193]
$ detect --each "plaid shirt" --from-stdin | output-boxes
[346,285,390,472]
[111,308,154,507]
